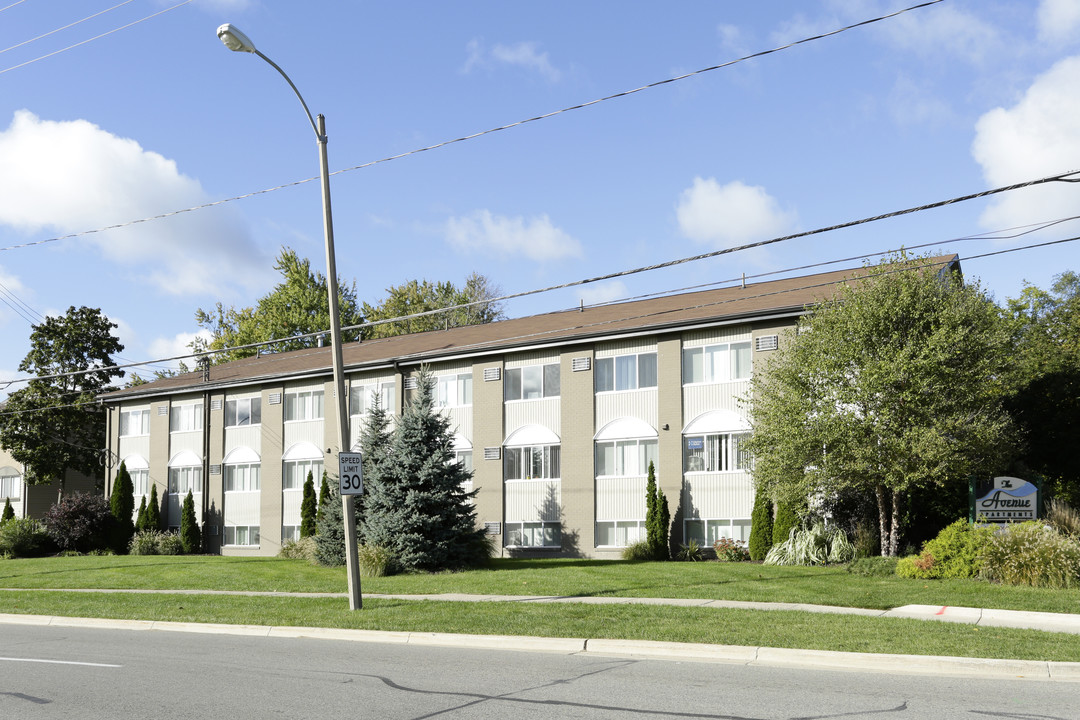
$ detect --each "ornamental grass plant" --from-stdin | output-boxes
[979,521,1080,589]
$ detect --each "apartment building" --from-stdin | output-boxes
[100,262,934,557]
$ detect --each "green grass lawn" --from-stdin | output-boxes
[2,555,1079,662]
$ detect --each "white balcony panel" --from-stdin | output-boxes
[682,472,754,519]
[224,491,261,526]
[596,388,657,430]
[505,397,560,437]
[505,479,561,523]
[596,476,647,521]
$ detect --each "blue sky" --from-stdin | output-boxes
[0,0,1078,389]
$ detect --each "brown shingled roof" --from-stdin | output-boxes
[101,255,959,401]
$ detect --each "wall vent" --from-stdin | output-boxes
[571,357,591,372]
[268,392,282,405]
[211,399,222,411]
[483,367,501,382]
[755,335,779,352]
[157,406,169,416]
[403,377,419,390]
[483,522,502,536]
[483,447,501,461]
[209,464,222,476]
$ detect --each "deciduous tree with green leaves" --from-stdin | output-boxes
[0,306,124,495]
[745,254,1014,556]
[361,272,504,338]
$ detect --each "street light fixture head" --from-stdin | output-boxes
[217,23,257,53]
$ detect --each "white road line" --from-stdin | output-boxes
[0,656,121,668]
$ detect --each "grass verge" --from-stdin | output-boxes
[2,589,1078,662]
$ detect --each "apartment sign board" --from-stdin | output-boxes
[975,476,1037,522]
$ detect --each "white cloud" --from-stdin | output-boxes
[148,330,212,366]
[887,74,953,127]
[0,110,270,297]
[577,281,629,308]
[445,210,582,262]
[461,40,560,82]
[0,264,37,327]
[1038,0,1080,46]
[972,56,1080,229]
[676,178,797,249]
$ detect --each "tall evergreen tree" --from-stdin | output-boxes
[144,484,161,531]
[109,462,135,540]
[314,484,346,566]
[1,497,13,523]
[300,471,318,538]
[773,501,800,546]
[747,486,774,561]
[644,461,669,559]
[362,368,487,571]
[135,496,147,532]
[357,393,394,545]
[315,471,331,531]
[180,490,200,554]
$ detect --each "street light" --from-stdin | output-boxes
[217,23,362,610]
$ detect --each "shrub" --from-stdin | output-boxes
[747,488,773,561]
[621,539,655,561]
[157,532,185,556]
[980,521,1080,589]
[852,521,879,559]
[278,536,318,563]
[772,502,800,548]
[129,530,165,556]
[846,556,899,577]
[357,544,394,577]
[764,522,855,566]
[300,471,317,538]
[179,490,200,554]
[43,492,116,553]
[1,497,14,524]
[676,539,703,561]
[713,536,750,562]
[0,517,52,558]
[895,519,993,580]
[1046,499,1080,538]
[315,485,346,567]
[109,462,135,551]
[143,484,161,531]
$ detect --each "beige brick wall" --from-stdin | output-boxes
[560,346,595,555]
[656,333,684,550]
[471,356,505,547]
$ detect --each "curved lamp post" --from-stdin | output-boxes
[217,24,362,610]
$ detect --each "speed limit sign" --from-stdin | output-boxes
[338,452,363,495]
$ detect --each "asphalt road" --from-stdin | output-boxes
[1,623,1075,720]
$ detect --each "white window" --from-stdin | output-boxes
[504,521,561,548]
[169,403,203,433]
[224,525,260,546]
[595,353,657,393]
[596,520,646,547]
[0,468,21,501]
[349,382,395,416]
[436,373,473,408]
[119,409,150,436]
[594,439,657,477]
[130,468,149,496]
[224,463,260,492]
[682,341,752,384]
[283,459,323,490]
[285,390,324,421]
[225,397,261,427]
[168,466,203,495]
[504,445,560,481]
[282,525,300,543]
[504,364,560,401]
[683,433,751,473]
[685,518,752,546]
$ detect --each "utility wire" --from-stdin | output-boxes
[0,0,945,253]
[0,0,29,13]
[0,0,137,56]
[0,0,191,76]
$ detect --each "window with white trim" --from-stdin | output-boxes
[169,403,203,433]
[683,433,751,473]
[595,352,657,393]
[595,439,657,477]
[504,364,560,401]
[224,463,260,492]
[282,459,323,491]
[682,341,751,384]
[168,466,203,495]
[0,468,21,501]
[285,390,324,421]
[119,409,150,436]
[504,521,561,548]
[504,445,560,481]
[224,525,260,546]
[130,468,149,496]
[684,518,752,546]
[596,520,645,547]
[454,449,473,473]
[225,397,261,427]
[349,382,395,416]
[436,373,473,408]
[282,525,300,543]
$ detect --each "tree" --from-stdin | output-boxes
[144,484,161,531]
[135,496,147,531]
[745,254,1014,556]
[361,272,504,339]
[316,471,331,530]
[314,484,346,566]
[747,486,774,561]
[109,461,135,550]
[1004,271,1080,505]
[644,461,669,559]
[180,490,200,554]
[362,368,487,571]
[0,307,123,493]
[43,492,116,553]
[1,497,13,524]
[300,471,318,538]
[192,247,363,364]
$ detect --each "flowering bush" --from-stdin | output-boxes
[980,521,1080,589]
[713,536,750,562]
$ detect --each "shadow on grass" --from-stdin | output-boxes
[0,556,286,581]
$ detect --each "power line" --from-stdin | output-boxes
[0,0,30,13]
[0,0,137,56]
[0,0,191,76]
[0,0,945,253]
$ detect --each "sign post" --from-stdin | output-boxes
[338,452,363,609]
